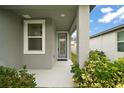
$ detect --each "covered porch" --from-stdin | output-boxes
[0,5,93,87]
[27,5,92,87]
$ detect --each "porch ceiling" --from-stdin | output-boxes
[0,5,78,31]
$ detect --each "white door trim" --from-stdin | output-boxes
[56,31,69,60]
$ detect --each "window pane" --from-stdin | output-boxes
[118,31,124,41]
[118,42,124,52]
[28,24,42,36]
[28,38,42,50]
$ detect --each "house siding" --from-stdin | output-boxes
[0,10,22,68]
[21,18,56,69]
[90,28,124,60]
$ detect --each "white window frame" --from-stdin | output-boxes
[117,31,124,52]
[24,19,45,54]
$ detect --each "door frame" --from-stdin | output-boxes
[56,31,69,60]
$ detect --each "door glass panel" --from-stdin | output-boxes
[28,24,42,36]
[28,38,42,50]
[58,33,67,59]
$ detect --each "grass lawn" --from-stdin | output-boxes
[71,52,77,64]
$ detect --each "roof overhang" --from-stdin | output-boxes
[90,24,124,39]
[90,5,95,12]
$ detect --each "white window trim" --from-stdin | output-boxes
[23,19,45,54]
[117,31,124,52]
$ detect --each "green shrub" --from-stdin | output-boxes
[71,52,77,64]
[0,65,37,88]
[71,50,124,88]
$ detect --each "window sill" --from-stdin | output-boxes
[117,51,124,53]
[24,51,45,54]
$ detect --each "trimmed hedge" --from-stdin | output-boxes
[71,50,124,88]
[0,65,37,88]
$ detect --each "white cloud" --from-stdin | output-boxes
[120,14,124,20]
[98,6,124,23]
[101,7,114,13]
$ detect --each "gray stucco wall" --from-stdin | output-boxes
[0,10,58,69]
[21,18,56,69]
[0,10,22,68]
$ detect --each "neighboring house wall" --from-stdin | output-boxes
[21,18,56,69]
[90,28,124,60]
[0,10,22,68]
[90,36,102,51]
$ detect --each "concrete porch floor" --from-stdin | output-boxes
[28,60,74,88]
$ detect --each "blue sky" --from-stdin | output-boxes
[72,5,124,38]
[90,5,124,35]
